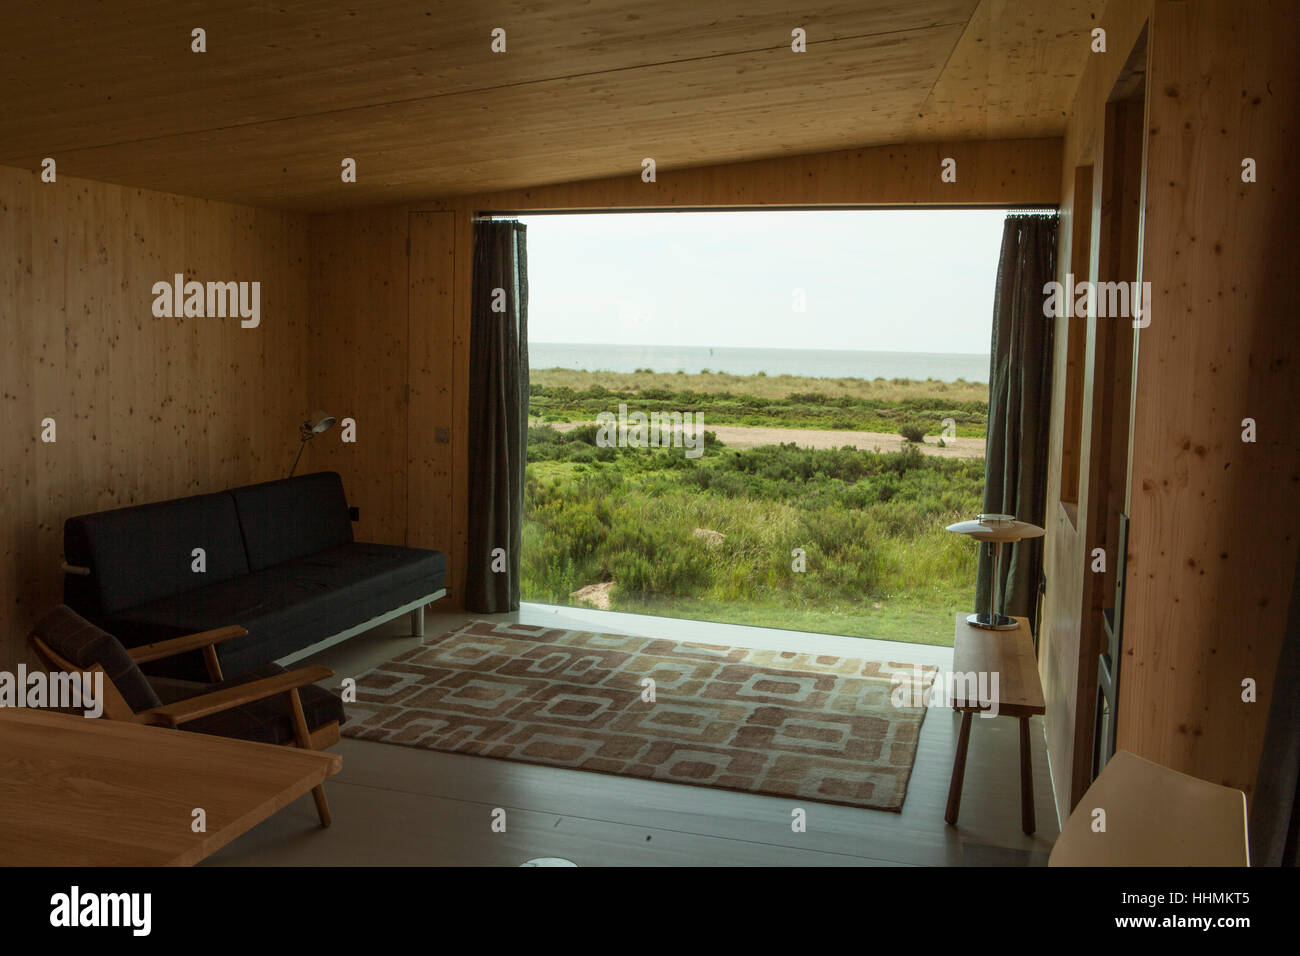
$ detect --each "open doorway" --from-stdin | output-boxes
[517,208,1010,648]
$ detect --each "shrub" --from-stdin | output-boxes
[899,422,927,443]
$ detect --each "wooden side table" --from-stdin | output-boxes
[943,614,1046,834]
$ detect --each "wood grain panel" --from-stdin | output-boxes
[2,26,968,212]
[1118,0,1300,797]
[1075,84,1144,803]
[906,0,1104,142]
[1058,164,1093,507]
[307,207,411,545]
[407,212,458,588]
[0,708,339,866]
[0,0,1102,211]
[0,167,311,673]
[0,0,975,156]
[1037,0,1153,819]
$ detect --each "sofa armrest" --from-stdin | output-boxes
[137,664,334,727]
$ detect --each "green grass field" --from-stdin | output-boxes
[521,411,984,647]
[529,367,989,438]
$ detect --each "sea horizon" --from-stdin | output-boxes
[529,342,990,383]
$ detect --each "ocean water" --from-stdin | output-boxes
[529,342,989,383]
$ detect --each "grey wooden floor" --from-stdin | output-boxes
[205,604,1059,866]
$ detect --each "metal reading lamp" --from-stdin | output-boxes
[288,410,337,477]
[946,513,1046,630]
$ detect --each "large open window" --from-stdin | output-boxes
[519,208,1008,647]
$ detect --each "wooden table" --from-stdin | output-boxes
[943,614,1045,834]
[0,708,341,866]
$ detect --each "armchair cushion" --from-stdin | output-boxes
[149,663,346,746]
[31,605,161,712]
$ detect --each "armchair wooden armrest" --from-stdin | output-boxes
[137,664,334,727]
[128,625,247,681]
[127,625,248,663]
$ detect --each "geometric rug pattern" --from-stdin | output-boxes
[341,620,937,811]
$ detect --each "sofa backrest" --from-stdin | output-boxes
[64,491,250,616]
[230,471,353,571]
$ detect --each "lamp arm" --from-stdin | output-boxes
[288,435,310,478]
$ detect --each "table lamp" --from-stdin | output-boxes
[288,410,337,477]
[946,513,1046,630]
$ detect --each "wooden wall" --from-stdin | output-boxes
[0,167,311,673]
[307,208,411,547]
[1039,0,1153,816]
[1040,0,1300,817]
[1119,1,1300,798]
[306,138,1062,605]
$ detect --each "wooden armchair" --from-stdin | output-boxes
[28,605,344,827]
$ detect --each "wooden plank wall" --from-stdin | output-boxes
[0,167,311,673]
[307,207,411,546]
[1118,0,1300,799]
[405,213,459,566]
[1041,0,1300,818]
[1039,0,1153,818]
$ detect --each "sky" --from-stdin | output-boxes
[516,208,1008,355]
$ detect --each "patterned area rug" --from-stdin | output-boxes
[341,620,937,811]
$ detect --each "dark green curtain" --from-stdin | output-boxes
[975,214,1058,629]
[465,219,529,613]
[1250,544,1300,866]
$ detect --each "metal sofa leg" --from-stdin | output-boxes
[411,604,425,637]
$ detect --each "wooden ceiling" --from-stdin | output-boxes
[0,0,1104,211]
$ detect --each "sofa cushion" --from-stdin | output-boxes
[64,491,249,616]
[108,543,446,678]
[150,662,346,746]
[30,605,162,713]
[231,472,353,572]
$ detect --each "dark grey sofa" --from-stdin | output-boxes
[62,471,445,679]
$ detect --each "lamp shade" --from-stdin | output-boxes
[946,513,1046,630]
[306,411,337,434]
[946,514,1046,543]
[289,410,337,477]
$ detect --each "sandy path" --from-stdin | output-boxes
[546,420,985,458]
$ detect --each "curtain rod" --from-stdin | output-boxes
[473,208,1060,223]
[472,203,1058,218]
